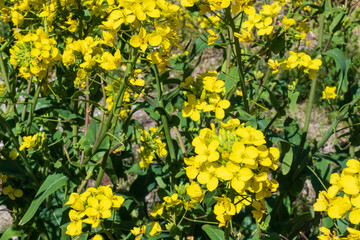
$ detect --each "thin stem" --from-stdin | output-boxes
[307,166,328,191]
[26,83,42,134]
[152,65,176,163]
[100,222,115,240]
[81,49,138,167]
[292,93,360,180]
[225,8,249,112]
[21,79,32,122]
[77,166,94,193]
[173,127,186,157]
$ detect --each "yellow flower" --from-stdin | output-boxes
[243,13,262,31]
[207,29,218,45]
[322,86,337,100]
[149,221,161,236]
[207,0,231,11]
[318,227,340,240]
[150,203,165,217]
[182,94,206,121]
[347,227,360,239]
[130,27,148,52]
[163,193,182,209]
[268,59,280,74]
[259,3,282,17]
[19,133,39,151]
[256,17,274,36]
[197,162,220,191]
[194,139,220,163]
[91,235,103,240]
[186,182,205,202]
[99,50,122,70]
[251,200,266,222]
[180,0,198,7]
[282,16,296,30]
[234,29,253,43]
[66,220,83,237]
[83,196,112,227]
[203,94,231,120]
[2,185,23,200]
[131,225,146,238]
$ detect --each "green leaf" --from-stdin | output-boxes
[284,117,302,145]
[55,108,78,120]
[20,173,68,225]
[202,224,225,240]
[83,119,109,160]
[189,34,211,59]
[155,176,167,188]
[329,11,345,33]
[288,91,299,115]
[0,226,25,240]
[0,159,25,178]
[271,33,285,54]
[280,142,293,175]
[324,48,350,93]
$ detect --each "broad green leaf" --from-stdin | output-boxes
[284,117,302,145]
[288,91,299,115]
[0,159,25,178]
[20,173,68,225]
[271,33,285,54]
[55,108,78,120]
[155,176,167,188]
[0,226,25,240]
[280,142,293,175]
[329,11,345,33]
[324,48,350,93]
[189,33,213,59]
[202,224,225,240]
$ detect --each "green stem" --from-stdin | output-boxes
[152,65,176,163]
[225,8,249,113]
[26,83,42,134]
[0,51,11,95]
[292,74,317,170]
[292,10,326,173]
[292,94,360,180]
[94,149,111,188]
[81,49,138,167]
[77,166,94,193]
[21,79,32,122]
[72,100,79,156]
[100,221,115,240]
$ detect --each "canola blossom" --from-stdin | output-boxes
[0,0,358,239]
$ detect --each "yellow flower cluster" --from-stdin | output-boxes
[9,29,61,81]
[64,185,125,237]
[19,132,46,151]
[131,224,146,240]
[0,174,23,200]
[0,84,5,95]
[185,118,279,224]
[150,187,205,233]
[62,36,122,88]
[314,159,360,224]
[318,226,360,240]
[269,51,322,79]
[104,71,144,118]
[181,71,230,121]
[181,0,252,14]
[322,86,337,100]
[137,126,167,168]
